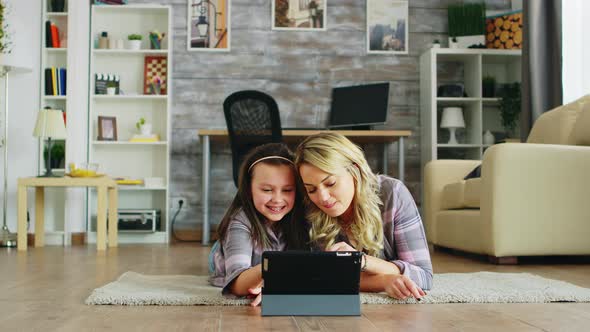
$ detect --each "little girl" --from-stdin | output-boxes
[209,143,308,304]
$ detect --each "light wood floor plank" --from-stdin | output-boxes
[2,245,590,331]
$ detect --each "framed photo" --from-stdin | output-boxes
[187,0,231,51]
[272,0,326,31]
[98,116,117,141]
[485,11,523,49]
[367,0,409,54]
[144,56,168,95]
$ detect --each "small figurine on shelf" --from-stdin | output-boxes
[149,30,166,50]
[149,75,162,95]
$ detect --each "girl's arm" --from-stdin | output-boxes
[219,218,263,295]
[229,264,262,296]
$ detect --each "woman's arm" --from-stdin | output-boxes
[387,181,433,290]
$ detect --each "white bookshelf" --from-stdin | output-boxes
[37,0,70,243]
[88,4,172,244]
[419,48,521,168]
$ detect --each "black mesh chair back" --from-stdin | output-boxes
[223,90,282,186]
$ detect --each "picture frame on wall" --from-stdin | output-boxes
[143,56,168,95]
[367,0,409,54]
[187,0,231,51]
[272,0,326,31]
[98,116,117,141]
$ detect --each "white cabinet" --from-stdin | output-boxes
[419,48,521,168]
[88,5,172,244]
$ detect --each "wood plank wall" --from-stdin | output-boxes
[127,0,511,230]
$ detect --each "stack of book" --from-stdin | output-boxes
[45,20,62,48]
[45,67,67,96]
[129,134,160,143]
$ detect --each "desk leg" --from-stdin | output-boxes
[35,187,45,247]
[382,143,389,175]
[17,185,27,251]
[108,187,118,248]
[96,186,107,251]
[202,135,210,245]
[398,137,405,183]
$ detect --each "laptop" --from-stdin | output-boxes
[261,251,362,316]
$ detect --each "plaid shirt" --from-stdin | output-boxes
[208,210,286,293]
[377,175,433,290]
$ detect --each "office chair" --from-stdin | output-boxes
[223,90,282,187]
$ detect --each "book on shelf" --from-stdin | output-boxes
[115,178,143,185]
[129,134,160,142]
[45,67,67,96]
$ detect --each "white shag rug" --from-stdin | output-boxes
[85,271,590,306]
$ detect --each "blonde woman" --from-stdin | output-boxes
[295,133,432,300]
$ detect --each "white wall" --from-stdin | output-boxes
[562,0,590,103]
[0,0,40,232]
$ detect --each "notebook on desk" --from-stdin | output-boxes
[261,251,362,316]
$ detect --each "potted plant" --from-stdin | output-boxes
[44,142,65,169]
[447,3,486,48]
[127,34,143,50]
[432,39,441,48]
[106,80,117,96]
[136,117,152,136]
[449,37,459,49]
[482,75,496,98]
[498,82,521,137]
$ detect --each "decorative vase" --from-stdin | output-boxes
[483,130,495,145]
[127,40,141,50]
[140,123,152,136]
[106,87,116,96]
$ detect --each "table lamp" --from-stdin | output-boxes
[33,109,67,177]
[440,107,465,144]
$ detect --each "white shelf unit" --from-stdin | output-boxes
[39,0,69,176]
[420,48,521,168]
[88,4,172,244]
[37,0,70,245]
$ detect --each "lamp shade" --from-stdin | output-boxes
[33,109,67,139]
[440,107,465,128]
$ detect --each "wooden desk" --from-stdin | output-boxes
[17,176,118,251]
[197,129,412,245]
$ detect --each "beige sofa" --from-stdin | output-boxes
[424,95,590,261]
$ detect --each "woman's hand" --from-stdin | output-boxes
[327,241,356,252]
[382,274,426,300]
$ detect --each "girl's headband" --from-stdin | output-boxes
[248,156,294,172]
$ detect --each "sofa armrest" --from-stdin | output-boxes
[424,159,481,243]
[481,143,590,256]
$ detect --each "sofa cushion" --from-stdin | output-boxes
[441,178,481,209]
[463,164,481,180]
[441,181,465,210]
[527,94,590,145]
[570,100,590,145]
[464,178,481,208]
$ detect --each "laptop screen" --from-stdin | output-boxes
[262,251,362,295]
[328,83,390,128]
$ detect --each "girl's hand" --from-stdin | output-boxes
[248,286,262,307]
[382,274,426,300]
[327,241,356,252]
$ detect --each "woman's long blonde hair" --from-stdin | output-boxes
[294,133,383,256]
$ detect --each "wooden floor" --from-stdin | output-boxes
[2,244,590,331]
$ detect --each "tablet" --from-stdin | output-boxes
[261,251,362,316]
